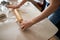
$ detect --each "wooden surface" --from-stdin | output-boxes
[0,2,58,40]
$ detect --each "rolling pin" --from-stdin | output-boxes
[12,9,23,23]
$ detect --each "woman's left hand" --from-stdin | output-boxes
[20,20,34,31]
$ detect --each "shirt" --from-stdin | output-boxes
[46,0,50,3]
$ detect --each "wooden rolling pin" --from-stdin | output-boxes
[12,9,23,23]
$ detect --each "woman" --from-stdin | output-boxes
[7,0,60,39]
[7,0,45,11]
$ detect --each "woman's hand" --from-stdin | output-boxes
[20,20,34,31]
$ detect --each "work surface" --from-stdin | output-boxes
[0,2,58,40]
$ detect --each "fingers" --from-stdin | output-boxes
[20,23,27,31]
[20,24,26,30]
[20,22,25,29]
[19,20,32,31]
[21,26,24,29]
[22,27,26,31]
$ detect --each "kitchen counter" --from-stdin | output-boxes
[0,2,58,40]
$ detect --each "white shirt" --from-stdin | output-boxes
[34,0,44,4]
[34,0,44,2]
[46,0,50,3]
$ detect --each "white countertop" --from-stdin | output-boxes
[0,2,58,40]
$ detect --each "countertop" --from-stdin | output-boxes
[0,2,58,40]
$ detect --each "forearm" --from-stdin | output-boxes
[32,2,59,24]
[17,0,27,8]
[6,0,27,8]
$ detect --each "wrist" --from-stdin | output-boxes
[16,6,20,8]
[31,19,36,25]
